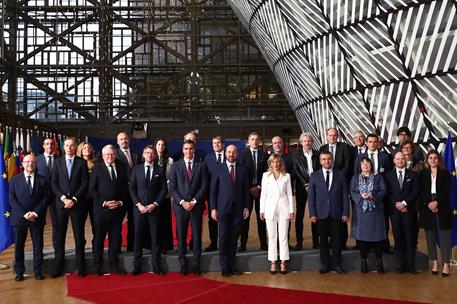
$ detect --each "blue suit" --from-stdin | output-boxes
[169,159,208,273]
[308,169,349,270]
[210,162,250,272]
[9,173,49,275]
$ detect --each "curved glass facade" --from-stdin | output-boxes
[229,0,457,148]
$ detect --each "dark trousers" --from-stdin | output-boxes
[94,212,123,270]
[383,197,391,248]
[48,200,58,252]
[207,201,218,247]
[81,196,96,250]
[125,199,134,251]
[317,217,343,269]
[133,210,161,272]
[239,195,267,248]
[219,214,242,272]
[295,188,318,245]
[359,240,383,259]
[391,210,417,269]
[13,225,44,275]
[54,206,86,272]
[159,197,173,251]
[174,207,203,272]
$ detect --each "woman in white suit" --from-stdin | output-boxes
[260,153,295,274]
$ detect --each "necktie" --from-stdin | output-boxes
[47,156,52,174]
[109,165,116,181]
[252,150,257,185]
[217,153,222,164]
[27,175,32,194]
[67,158,73,178]
[325,170,330,190]
[187,161,192,179]
[370,152,376,172]
[146,165,151,184]
[124,150,132,168]
[358,148,362,154]
[229,164,235,183]
[330,146,334,158]
[398,171,404,189]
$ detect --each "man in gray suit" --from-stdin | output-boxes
[308,151,349,275]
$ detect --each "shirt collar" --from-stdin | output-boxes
[65,155,75,161]
[44,152,54,158]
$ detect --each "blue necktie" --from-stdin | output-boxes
[67,159,73,178]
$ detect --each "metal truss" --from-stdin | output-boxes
[229,0,457,149]
[0,0,293,127]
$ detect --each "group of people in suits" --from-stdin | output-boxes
[7,126,454,281]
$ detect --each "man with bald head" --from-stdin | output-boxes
[90,144,129,276]
[210,145,250,276]
[385,152,419,274]
[9,154,50,281]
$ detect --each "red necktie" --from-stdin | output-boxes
[229,164,235,183]
[187,161,192,179]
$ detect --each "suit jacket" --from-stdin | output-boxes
[308,169,349,220]
[210,162,250,216]
[116,148,140,178]
[89,160,129,217]
[418,168,453,230]
[9,173,49,226]
[169,159,208,211]
[385,168,419,213]
[320,142,352,180]
[294,149,320,188]
[129,163,167,207]
[35,154,57,181]
[51,156,88,208]
[238,147,268,187]
[204,151,226,177]
[259,172,294,220]
[353,150,392,175]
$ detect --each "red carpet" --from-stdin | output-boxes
[66,273,423,304]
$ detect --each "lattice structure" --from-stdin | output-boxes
[229,0,457,148]
[0,0,292,127]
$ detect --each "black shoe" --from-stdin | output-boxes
[221,271,231,277]
[238,245,247,252]
[230,268,241,275]
[312,242,319,250]
[397,266,406,274]
[94,269,104,277]
[154,271,165,276]
[110,268,127,275]
[179,270,187,276]
[294,243,303,251]
[35,273,44,280]
[205,244,218,252]
[193,270,202,276]
[409,268,418,275]
[376,259,385,274]
[280,263,287,275]
[77,271,86,278]
[361,259,368,273]
[319,267,330,274]
[442,272,450,277]
[431,270,439,275]
[132,269,141,276]
[383,247,393,255]
[51,271,63,279]
[260,245,268,251]
[333,266,347,275]
[15,274,24,281]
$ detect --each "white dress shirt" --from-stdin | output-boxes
[303,149,314,174]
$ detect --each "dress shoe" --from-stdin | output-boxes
[221,271,231,277]
[77,271,87,278]
[319,267,330,274]
[376,259,385,274]
[154,271,165,276]
[409,268,418,275]
[333,266,347,275]
[280,263,287,275]
[361,259,368,273]
[270,262,277,275]
[205,244,218,252]
[442,272,450,277]
[230,268,241,275]
[237,245,247,252]
[51,271,63,279]
[383,247,393,255]
[312,242,319,250]
[15,274,24,281]
[431,270,439,275]
[110,268,127,275]
[193,270,202,276]
[35,273,44,280]
[293,243,303,251]
[132,269,142,276]
[397,266,405,273]
[179,270,187,276]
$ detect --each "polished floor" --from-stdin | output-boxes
[1,210,456,304]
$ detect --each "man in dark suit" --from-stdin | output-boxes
[319,127,352,249]
[308,151,349,275]
[172,131,206,162]
[203,136,225,252]
[293,132,320,250]
[385,152,419,274]
[90,144,129,276]
[210,145,250,277]
[116,131,140,252]
[129,145,167,276]
[50,137,88,278]
[237,132,268,251]
[271,136,294,174]
[9,154,49,281]
[352,131,367,157]
[170,139,208,275]
[354,134,393,253]
[35,137,58,252]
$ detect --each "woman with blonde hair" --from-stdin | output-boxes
[260,153,295,274]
